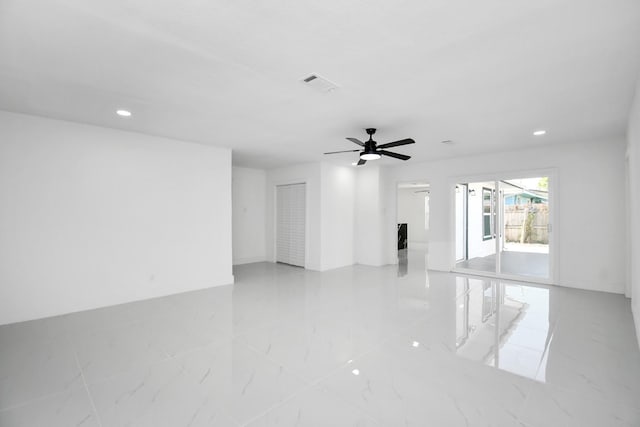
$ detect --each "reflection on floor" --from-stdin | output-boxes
[456,278,552,380]
[1,255,639,426]
[397,248,426,277]
[457,251,549,278]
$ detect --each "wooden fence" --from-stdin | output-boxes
[504,204,549,244]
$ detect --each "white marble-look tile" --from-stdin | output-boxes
[246,385,379,426]
[2,257,640,426]
[0,338,82,410]
[0,315,68,349]
[177,340,310,425]
[89,354,237,427]
[174,283,289,337]
[89,337,308,426]
[536,345,640,409]
[320,348,526,427]
[61,302,141,339]
[492,343,545,379]
[236,314,390,383]
[73,321,169,384]
[143,309,232,358]
[0,385,99,427]
[519,381,640,427]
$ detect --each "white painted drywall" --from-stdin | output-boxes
[627,77,640,345]
[266,163,321,270]
[396,187,429,250]
[455,186,465,261]
[355,165,386,266]
[265,162,357,272]
[0,111,233,325]
[378,139,627,294]
[232,166,266,265]
[320,163,355,270]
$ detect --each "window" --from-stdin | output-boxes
[482,187,494,240]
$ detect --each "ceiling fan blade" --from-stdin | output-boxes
[324,149,361,155]
[357,158,367,166]
[379,150,411,161]
[377,138,415,149]
[346,137,365,147]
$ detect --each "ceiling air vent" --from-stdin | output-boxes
[300,73,338,93]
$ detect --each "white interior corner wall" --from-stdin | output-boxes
[627,76,640,345]
[380,139,627,294]
[0,111,233,325]
[266,163,321,271]
[232,166,266,265]
[355,165,387,266]
[320,163,355,271]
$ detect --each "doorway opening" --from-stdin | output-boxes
[397,181,430,275]
[276,183,306,267]
[454,176,552,281]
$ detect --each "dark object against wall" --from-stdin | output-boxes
[398,223,408,250]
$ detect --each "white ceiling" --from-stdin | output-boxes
[1,0,639,169]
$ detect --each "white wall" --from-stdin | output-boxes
[377,139,627,294]
[0,111,233,325]
[355,165,387,266]
[627,77,640,344]
[232,166,266,265]
[455,186,465,260]
[397,187,429,249]
[266,163,322,270]
[320,163,355,270]
[265,162,357,272]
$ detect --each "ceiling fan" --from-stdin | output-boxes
[324,128,415,165]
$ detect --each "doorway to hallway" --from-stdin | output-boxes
[397,181,430,275]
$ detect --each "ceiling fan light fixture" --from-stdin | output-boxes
[325,128,414,163]
[360,152,381,160]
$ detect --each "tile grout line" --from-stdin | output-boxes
[73,350,104,427]
[0,388,70,414]
[239,381,316,426]
[231,338,317,426]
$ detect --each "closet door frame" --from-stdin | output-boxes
[274,181,308,268]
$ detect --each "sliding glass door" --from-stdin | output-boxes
[455,175,552,281]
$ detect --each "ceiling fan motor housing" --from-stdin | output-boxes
[365,128,377,153]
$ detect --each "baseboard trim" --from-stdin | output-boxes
[233,256,267,265]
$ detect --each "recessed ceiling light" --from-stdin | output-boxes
[533,130,546,136]
[116,109,132,117]
[351,369,360,376]
[351,162,358,166]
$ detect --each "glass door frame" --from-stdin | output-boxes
[450,168,557,285]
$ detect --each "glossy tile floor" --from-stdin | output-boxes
[456,251,549,279]
[1,251,639,426]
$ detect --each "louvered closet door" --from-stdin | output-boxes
[276,183,306,267]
